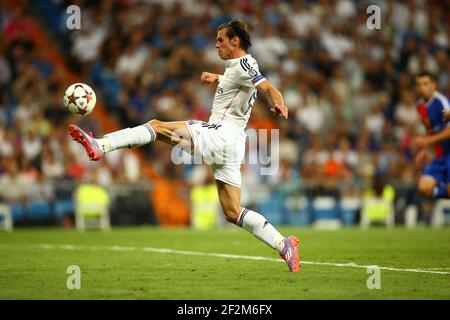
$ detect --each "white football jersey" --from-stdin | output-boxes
[208,54,266,130]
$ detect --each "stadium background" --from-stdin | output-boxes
[1,0,449,229]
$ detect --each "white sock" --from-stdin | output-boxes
[237,208,286,253]
[96,124,156,154]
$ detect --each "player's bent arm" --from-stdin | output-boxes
[415,127,450,149]
[444,110,450,122]
[256,80,288,119]
[426,127,450,145]
[257,80,283,105]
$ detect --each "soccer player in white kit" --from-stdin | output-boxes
[68,19,300,272]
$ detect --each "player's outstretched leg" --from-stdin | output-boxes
[68,120,192,161]
[216,180,300,272]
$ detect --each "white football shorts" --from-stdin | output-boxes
[186,119,246,188]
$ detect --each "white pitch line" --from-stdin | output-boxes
[417,267,450,270]
[35,243,450,276]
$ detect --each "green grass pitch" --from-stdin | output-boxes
[0,226,449,299]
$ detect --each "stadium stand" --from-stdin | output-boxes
[1,0,449,227]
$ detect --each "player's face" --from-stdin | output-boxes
[215,28,237,60]
[416,76,436,101]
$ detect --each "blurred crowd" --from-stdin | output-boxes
[1,0,449,220]
[0,0,143,205]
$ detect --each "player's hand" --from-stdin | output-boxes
[414,148,433,167]
[443,109,450,122]
[200,72,219,85]
[412,135,431,150]
[270,104,288,119]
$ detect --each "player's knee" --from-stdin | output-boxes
[147,119,164,133]
[222,208,240,224]
[418,187,433,197]
[418,180,434,197]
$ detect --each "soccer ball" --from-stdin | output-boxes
[63,83,96,115]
